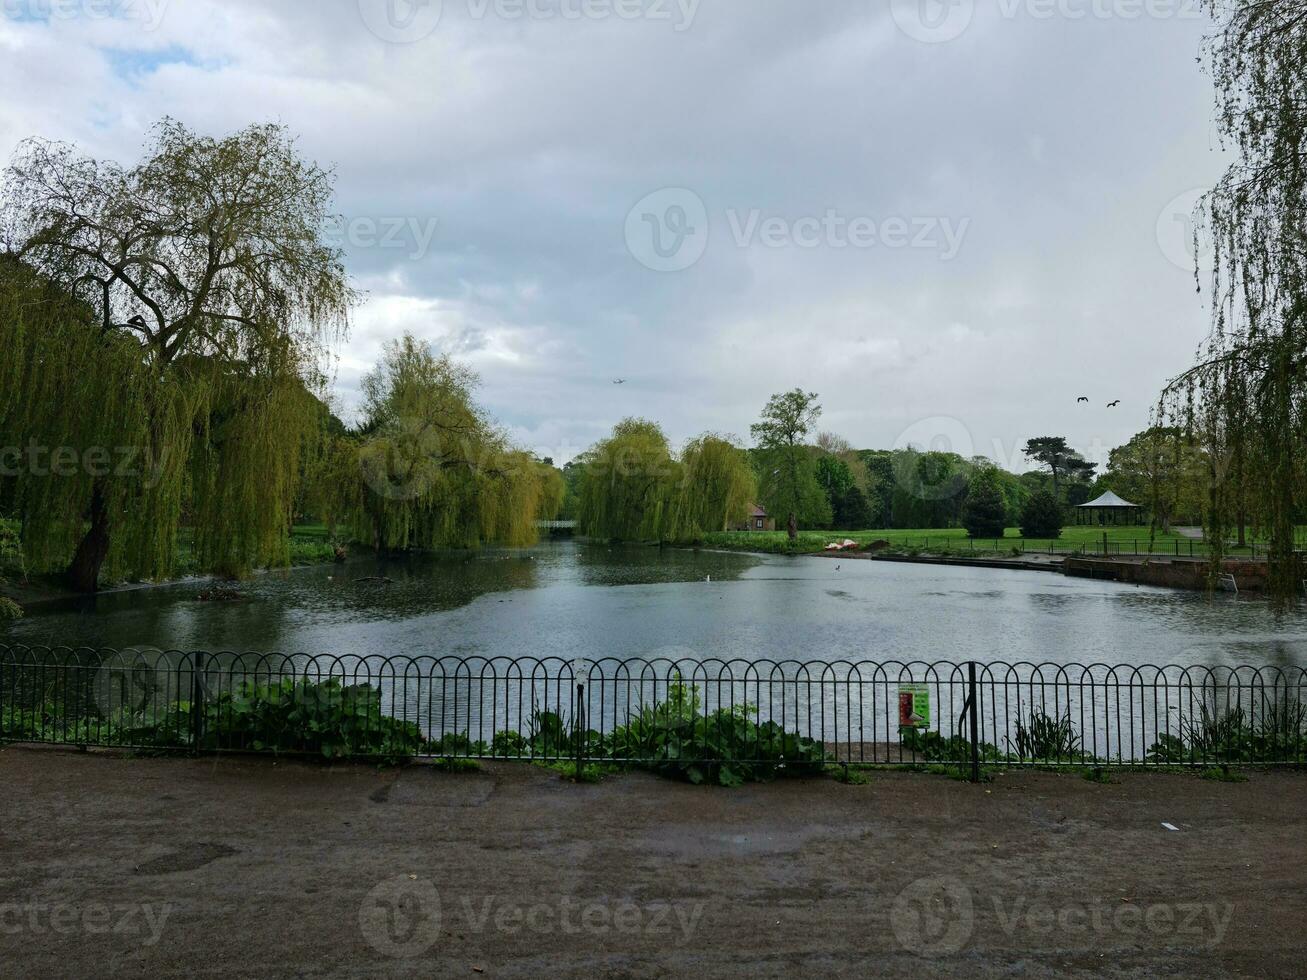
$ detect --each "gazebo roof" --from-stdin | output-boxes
[1076,490,1140,509]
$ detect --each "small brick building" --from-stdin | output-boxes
[732,504,775,532]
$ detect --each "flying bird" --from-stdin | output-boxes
[1107,400,1122,408]
[1077,397,1089,404]
[613,379,627,385]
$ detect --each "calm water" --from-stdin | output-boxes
[4,541,1307,669]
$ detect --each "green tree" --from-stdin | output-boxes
[333,335,544,552]
[1107,427,1205,534]
[536,464,566,521]
[751,390,824,539]
[1158,1,1307,597]
[1020,489,1064,539]
[1024,437,1095,501]
[0,120,355,589]
[671,434,756,538]
[576,419,680,542]
[962,467,1008,539]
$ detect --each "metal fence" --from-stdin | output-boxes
[2,645,1305,777]
[889,536,1268,559]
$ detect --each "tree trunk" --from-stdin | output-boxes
[66,483,110,593]
[787,512,797,541]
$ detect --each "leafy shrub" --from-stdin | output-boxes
[963,468,1008,539]
[1020,489,1064,538]
[1147,698,1307,764]
[901,727,1000,764]
[198,678,424,763]
[0,522,25,582]
[1009,711,1081,761]
[0,597,22,623]
[604,679,829,786]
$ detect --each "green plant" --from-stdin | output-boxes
[1009,711,1081,761]
[1200,767,1248,783]
[828,765,871,785]
[433,757,481,773]
[0,521,25,582]
[0,597,22,623]
[197,678,424,763]
[605,678,829,786]
[1147,697,1307,764]
[1020,490,1064,539]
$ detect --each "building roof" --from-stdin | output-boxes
[749,504,768,517]
[1076,490,1140,509]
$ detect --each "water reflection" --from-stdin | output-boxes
[3,542,1307,669]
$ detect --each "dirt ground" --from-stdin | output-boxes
[1,747,1304,979]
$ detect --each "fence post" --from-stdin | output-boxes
[575,681,585,782]
[190,651,205,752]
[967,661,980,783]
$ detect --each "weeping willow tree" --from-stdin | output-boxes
[1159,2,1307,599]
[0,119,353,589]
[667,434,756,538]
[575,419,681,542]
[536,463,566,521]
[328,334,545,551]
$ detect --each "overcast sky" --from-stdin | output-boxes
[1,0,1228,468]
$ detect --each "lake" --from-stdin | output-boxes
[4,540,1307,669]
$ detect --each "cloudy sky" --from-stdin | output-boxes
[0,0,1227,468]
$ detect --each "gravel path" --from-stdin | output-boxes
[2,747,1304,978]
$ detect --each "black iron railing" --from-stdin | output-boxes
[2,645,1305,778]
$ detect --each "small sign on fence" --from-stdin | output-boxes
[898,684,930,729]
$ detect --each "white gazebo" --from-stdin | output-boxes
[1075,490,1143,526]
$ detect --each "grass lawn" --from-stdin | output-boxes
[699,525,1286,557]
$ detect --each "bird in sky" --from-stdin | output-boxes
[613,379,627,385]
[1077,396,1089,404]
[1107,400,1122,408]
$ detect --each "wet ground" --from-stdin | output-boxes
[1,746,1304,978]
